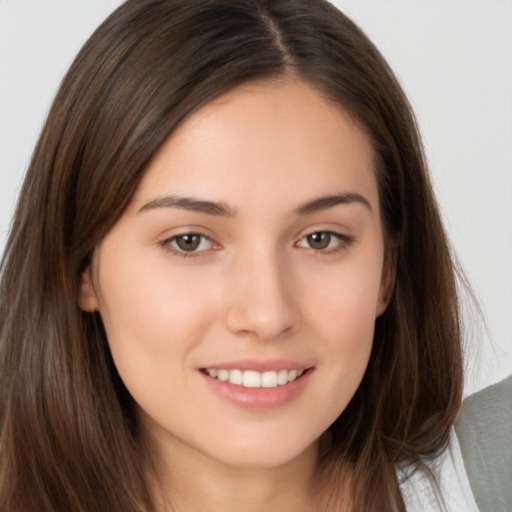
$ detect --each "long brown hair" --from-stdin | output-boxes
[0,1,463,510]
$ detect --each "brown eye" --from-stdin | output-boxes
[306,232,332,250]
[161,233,217,257]
[296,230,353,253]
[168,233,212,253]
[175,234,202,251]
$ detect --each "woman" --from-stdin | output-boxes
[0,1,475,510]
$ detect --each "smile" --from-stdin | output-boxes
[203,368,305,388]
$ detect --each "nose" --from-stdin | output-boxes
[224,250,300,341]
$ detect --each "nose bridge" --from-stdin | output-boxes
[224,245,299,340]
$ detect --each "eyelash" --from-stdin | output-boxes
[159,230,354,258]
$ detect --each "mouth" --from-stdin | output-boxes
[200,368,310,389]
[198,359,314,409]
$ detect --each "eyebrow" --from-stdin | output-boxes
[294,193,372,215]
[138,192,371,217]
[138,195,237,217]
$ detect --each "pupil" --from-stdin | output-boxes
[307,232,330,249]
[177,234,200,251]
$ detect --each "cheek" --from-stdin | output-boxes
[98,248,215,341]
[318,288,376,377]
[94,249,221,401]
[306,252,384,336]
[302,256,383,408]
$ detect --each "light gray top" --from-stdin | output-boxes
[400,374,512,511]
[455,375,512,512]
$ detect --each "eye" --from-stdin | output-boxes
[162,233,216,255]
[296,231,352,252]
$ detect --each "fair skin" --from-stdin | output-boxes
[80,79,393,512]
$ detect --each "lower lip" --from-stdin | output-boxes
[199,369,313,410]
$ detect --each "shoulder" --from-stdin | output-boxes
[455,375,512,512]
[399,429,479,512]
[399,375,512,512]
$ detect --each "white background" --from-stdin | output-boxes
[0,0,511,396]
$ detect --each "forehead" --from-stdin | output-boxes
[130,79,378,214]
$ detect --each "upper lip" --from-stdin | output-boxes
[200,359,313,372]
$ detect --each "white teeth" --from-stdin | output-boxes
[217,369,229,382]
[261,371,278,388]
[277,369,288,385]
[229,369,243,385]
[243,370,261,388]
[205,368,306,388]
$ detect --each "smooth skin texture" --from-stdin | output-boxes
[80,79,394,512]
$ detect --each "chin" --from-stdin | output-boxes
[199,432,320,470]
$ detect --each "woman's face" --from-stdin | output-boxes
[80,80,392,469]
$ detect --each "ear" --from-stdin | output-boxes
[376,250,396,317]
[79,265,99,312]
